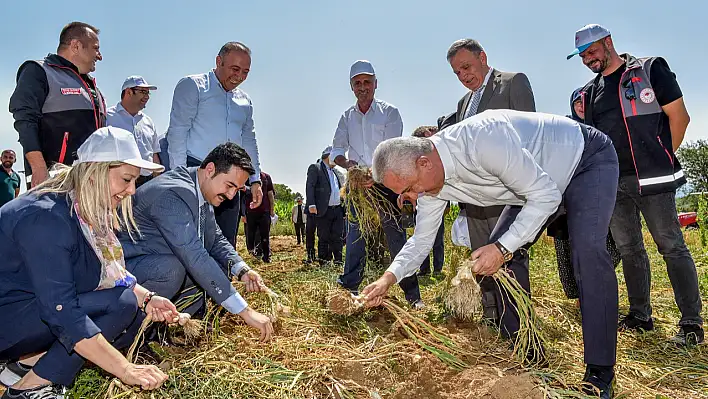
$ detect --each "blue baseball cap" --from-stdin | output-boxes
[570,88,583,103]
[567,24,611,60]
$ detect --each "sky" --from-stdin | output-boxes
[1,0,707,196]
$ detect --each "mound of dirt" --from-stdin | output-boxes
[390,356,543,399]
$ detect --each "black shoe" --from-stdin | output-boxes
[581,365,614,399]
[670,325,705,346]
[2,384,66,399]
[0,361,31,387]
[618,313,654,332]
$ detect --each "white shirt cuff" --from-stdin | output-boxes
[230,261,249,278]
[497,232,522,254]
[220,292,248,314]
[386,263,406,283]
[308,205,316,210]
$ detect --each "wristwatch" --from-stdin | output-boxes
[237,265,252,281]
[494,241,513,262]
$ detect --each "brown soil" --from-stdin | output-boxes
[331,353,543,399]
[327,289,364,316]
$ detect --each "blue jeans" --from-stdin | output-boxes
[419,217,445,274]
[0,287,140,386]
[338,184,421,303]
[610,175,703,326]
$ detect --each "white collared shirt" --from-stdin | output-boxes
[106,102,161,176]
[331,99,403,168]
[386,110,585,282]
[463,67,494,120]
[326,165,341,206]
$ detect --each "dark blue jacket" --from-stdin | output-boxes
[0,192,103,353]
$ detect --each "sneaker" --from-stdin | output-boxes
[1,384,66,399]
[410,299,425,310]
[0,362,31,387]
[670,325,705,346]
[581,366,614,399]
[618,313,654,332]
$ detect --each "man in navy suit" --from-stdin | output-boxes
[306,146,344,264]
[120,143,273,341]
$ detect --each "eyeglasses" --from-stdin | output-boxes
[131,88,150,96]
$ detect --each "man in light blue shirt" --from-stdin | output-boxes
[106,76,162,187]
[166,42,263,246]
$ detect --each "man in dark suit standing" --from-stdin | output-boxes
[120,143,273,341]
[306,146,345,264]
[447,38,536,323]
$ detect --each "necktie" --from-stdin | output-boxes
[464,88,484,120]
[297,205,303,223]
[199,202,209,243]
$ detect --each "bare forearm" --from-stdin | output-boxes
[670,116,690,150]
[25,151,46,172]
[74,334,131,379]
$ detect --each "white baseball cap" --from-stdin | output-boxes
[121,75,157,92]
[349,60,375,79]
[567,24,611,60]
[76,126,165,173]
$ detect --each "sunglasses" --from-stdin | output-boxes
[131,88,150,96]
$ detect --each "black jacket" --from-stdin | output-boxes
[9,54,106,175]
[306,160,342,218]
[581,53,685,195]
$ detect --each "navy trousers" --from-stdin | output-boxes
[315,205,345,263]
[0,287,140,386]
[126,254,214,316]
[487,125,619,366]
[338,184,421,303]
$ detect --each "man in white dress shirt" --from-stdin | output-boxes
[106,76,162,187]
[362,110,619,398]
[331,60,422,308]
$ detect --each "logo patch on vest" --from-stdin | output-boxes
[60,88,82,95]
[640,88,656,104]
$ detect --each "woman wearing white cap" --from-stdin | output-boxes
[0,127,178,399]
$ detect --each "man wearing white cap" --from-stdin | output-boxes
[331,60,423,308]
[107,76,161,187]
[568,24,703,346]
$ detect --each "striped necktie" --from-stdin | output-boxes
[199,202,209,243]
[464,88,484,120]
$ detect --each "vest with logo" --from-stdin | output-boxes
[30,59,106,171]
[583,54,685,195]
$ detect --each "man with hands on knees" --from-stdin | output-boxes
[120,143,273,342]
[362,110,621,399]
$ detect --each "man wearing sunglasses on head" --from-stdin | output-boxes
[107,76,162,187]
[569,24,702,347]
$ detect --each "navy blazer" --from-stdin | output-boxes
[0,193,104,353]
[305,160,342,218]
[119,167,247,310]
